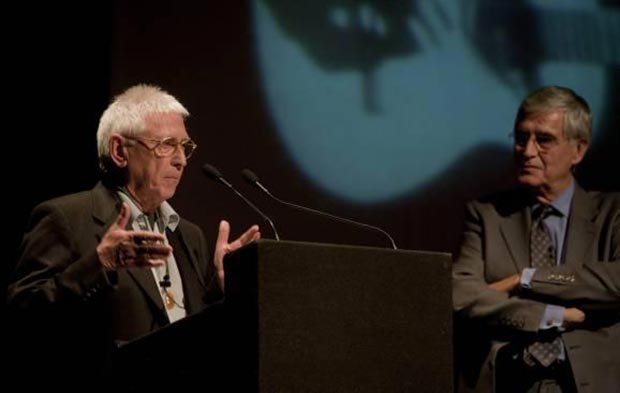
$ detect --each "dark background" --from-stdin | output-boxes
[5,1,619,298]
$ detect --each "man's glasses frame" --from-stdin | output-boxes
[509,130,564,152]
[124,136,197,159]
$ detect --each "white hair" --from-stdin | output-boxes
[96,84,189,169]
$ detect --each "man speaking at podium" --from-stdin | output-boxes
[453,86,619,393]
[6,84,259,389]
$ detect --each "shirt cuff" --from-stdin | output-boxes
[539,305,565,330]
[520,267,536,289]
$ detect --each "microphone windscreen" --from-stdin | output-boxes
[202,163,223,181]
[241,168,260,184]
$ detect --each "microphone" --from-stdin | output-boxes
[202,163,280,241]
[159,275,171,288]
[241,169,397,249]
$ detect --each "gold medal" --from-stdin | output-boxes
[163,289,176,310]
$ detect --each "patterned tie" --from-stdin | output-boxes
[526,205,562,367]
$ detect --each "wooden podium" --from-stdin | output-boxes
[116,240,453,392]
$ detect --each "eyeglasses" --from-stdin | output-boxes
[509,130,561,152]
[124,136,197,159]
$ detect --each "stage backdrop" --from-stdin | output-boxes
[7,1,619,289]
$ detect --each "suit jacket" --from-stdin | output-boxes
[453,183,620,393]
[7,182,222,386]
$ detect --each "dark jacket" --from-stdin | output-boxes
[7,182,222,389]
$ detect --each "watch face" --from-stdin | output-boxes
[253,0,609,203]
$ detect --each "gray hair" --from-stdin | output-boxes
[515,86,592,143]
[97,84,189,171]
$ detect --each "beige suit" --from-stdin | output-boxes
[453,184,620,393]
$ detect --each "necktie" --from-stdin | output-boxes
[526,205,562,367]
[530,205,555,269]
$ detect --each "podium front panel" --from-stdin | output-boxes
[225,240,452,393]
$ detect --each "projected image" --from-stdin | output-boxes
[253,0,617,203]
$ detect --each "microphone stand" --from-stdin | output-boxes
[203,164,280,241]
[241,169,397,249]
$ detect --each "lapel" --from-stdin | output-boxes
[167,225,208,314]
[498,183,597,270]
[90,182,167,316]
[500,203,531,271]
[168,225,207,289]
[563,184,597,267]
